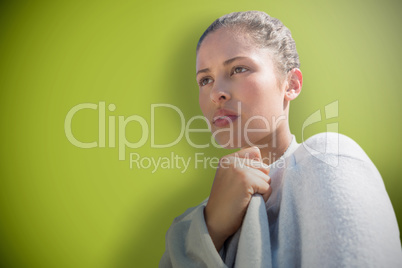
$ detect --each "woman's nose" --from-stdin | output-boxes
[210,82,231,104]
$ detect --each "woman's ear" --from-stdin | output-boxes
[284,68,302,101]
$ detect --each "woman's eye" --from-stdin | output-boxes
[232,66,248,74]
[199,77,213,86]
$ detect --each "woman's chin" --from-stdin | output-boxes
[213,137,260,149]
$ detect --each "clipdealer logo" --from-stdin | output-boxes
[64,100,339,172]
[64,101,225,161]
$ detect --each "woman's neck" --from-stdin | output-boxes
[256,123,292,166]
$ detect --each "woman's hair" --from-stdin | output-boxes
[196,11,300,76]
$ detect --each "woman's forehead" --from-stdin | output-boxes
[198,28,255,52]
[196,29,260,70]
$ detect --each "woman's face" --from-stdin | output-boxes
[196,28,288,149]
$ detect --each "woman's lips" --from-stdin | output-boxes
[213,115,238,127]
[212,108,239,127]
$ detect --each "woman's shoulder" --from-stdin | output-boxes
[285,132,385,198]
[292,132,373,167]
[283,132,388,212]
[285,132,384,189]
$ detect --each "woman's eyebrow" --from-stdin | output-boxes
[196,56,250,77]
[223,56,249,66]
[196,68,210,77]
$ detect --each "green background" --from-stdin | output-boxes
[0,0,401,267]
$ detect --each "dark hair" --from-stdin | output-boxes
[197,11,300,76]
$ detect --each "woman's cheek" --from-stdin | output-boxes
[199,93,209,114]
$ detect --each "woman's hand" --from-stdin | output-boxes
[204,147,272,251]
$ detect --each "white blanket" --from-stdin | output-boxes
[160,133,402,267]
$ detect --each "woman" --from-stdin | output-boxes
[160,11,402,267]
